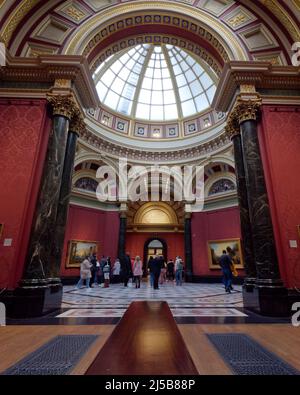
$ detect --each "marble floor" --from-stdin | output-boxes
[59,282,246,319]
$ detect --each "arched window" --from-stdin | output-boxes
[208,179,235,196]
[74,177,98,192]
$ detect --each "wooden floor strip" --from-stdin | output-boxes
[85,301,199,375]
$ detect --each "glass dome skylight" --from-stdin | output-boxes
[93,44,217,122]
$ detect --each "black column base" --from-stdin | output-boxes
[3,279,63,319]
[243,279,289,317]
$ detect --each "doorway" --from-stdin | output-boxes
[143,238,168,276]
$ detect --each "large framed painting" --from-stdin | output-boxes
[66,240,99,268]
[208,239,244,270]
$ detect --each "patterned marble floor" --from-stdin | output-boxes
[58,282,246,319]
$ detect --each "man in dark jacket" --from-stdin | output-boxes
[152,255,162,290]
[219,250,233,293]
[122,252,133,287]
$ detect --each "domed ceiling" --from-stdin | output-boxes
[94,44,217,121]
[1,0,299,153]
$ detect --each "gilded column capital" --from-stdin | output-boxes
[46,93,78,120]
[225,112,240,140]
[69,111,86,136]
[232,97,262,124]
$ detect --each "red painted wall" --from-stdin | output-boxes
[0,99,50,289]
[259,105,300,288]
[191,207,243,277]
[126,232,185,264]
[60,205,120,277]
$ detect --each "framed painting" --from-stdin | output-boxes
[0,224,3,239]
[208,238,244,270]
[66,240,99,268]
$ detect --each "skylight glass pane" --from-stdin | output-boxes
[182,100,196,117]
[154,91,163,105]
[152,79,162,91]
[150,106,164,120]
[190,80,203,96]
[176,74,187,88]
[118,98,132,115]
[164,90,176,104]
[186,69,196,83]
[195,93,209,112]
[200,73,213,90]
[164,104,178,120]
[139,89,151,104]
[179,86,192,101]
[111,77,125,93]
[136,103,150,119]
[102,69,115,86]
[96,81,108,102]
[111,60,123,75]
[104,90,119,109]
[206,85,217,103]
[119,67,131,80]
[193,63,205,76]
[122,84,136,100]
[163,78,173,90]
[142,77,152,89]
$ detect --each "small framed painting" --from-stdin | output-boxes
[66,240,99,268]
[208,238,244,270]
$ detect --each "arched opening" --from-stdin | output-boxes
[143,237,168,277]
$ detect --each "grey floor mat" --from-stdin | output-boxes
[3,335,99,375]
[207,333,299,375]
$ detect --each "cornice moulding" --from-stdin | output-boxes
[214,62,300,112]
[0,54,99,109]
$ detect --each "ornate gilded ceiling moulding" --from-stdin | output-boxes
[46,93,78,120]
[64,2,247,62]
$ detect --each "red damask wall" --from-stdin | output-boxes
[259,105,300,288]
[191,207,243,277]
[60,205,120,277]
[125,232,185,264]
[0,99,50,289]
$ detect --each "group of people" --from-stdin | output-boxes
[76,254,121,289]
[147,255,184,289]
[76,252,185,289]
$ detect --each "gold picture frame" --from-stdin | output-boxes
[66,240,99,268]
[208,238,244,270]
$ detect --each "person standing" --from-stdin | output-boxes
[219,250,233,293]
[103,259,111,288]
[90,253,98,287]
[167,259,175,281]
[76,256,92,289]
[133,256,143,289]
[99,255,106,285]
[122,252,133,287]
[159,256,166,285]
[147,256,154,288]
[153,255,162,290]
[175,256,183,286]
[112,258,121,283]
